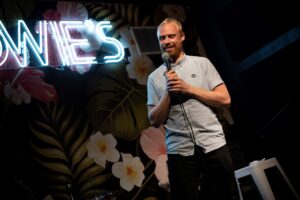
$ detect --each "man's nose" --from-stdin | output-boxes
[162,38,171,46]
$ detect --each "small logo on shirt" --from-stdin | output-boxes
[191,74,196,78]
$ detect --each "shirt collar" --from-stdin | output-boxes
[173,53,187,67]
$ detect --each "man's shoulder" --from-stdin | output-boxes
[149,64,164,78]
[186,55,209,62]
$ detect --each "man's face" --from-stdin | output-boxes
[158,22,184,59]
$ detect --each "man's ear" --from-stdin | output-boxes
[181,32,185,42]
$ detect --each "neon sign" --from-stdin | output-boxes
[0,20,125,68]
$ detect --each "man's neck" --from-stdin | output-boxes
[173,51,185,65]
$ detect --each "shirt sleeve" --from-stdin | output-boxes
[147,74,159,106]
[203,57,224,90]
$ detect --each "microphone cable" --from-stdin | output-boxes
[162,51,218,198]
[162,52,198,145]
[178,96,196,144]
[177,95,218,199]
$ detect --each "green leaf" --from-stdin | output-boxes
[35,156,72,176]
[77,165,105,184]
[79,174,112,196]
[86,64,150,141]
[0,0,37,28]
[29,103,109,198]
[31,141,68,162]
[74,156,94,179]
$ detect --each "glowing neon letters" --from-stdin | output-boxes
[0,20,125,68]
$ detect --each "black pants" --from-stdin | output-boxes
[167,145,239,200]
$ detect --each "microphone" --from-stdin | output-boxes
[162,52,172,71]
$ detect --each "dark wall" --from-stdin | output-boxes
[190,0,300,191]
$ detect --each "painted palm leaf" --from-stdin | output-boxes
[28,103,112,199]
[86,64,150,141]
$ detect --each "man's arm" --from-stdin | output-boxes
[167,70,231,108]
[187,83,231,108]
[148,90,171,128]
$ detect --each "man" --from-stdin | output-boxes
[146,18,239,200]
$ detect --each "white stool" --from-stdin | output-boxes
[234,157,300,200]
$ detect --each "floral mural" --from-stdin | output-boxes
[1,1,206,199]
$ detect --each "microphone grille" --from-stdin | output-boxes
[162,52,169,60]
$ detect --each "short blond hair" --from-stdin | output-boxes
[157,18,183,37]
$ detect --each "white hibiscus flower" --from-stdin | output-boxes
[112,153,145,191]
[126,55,155,85]
[87,131,120,168]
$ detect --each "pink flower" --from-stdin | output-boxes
[140,126,169,191]
[42,2,96,74]
[57,1,88,21]
[0,50,26,70]
[42,9,61,20]
[0,68,57,104]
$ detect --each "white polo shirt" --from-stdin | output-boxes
[147,54,226,156]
